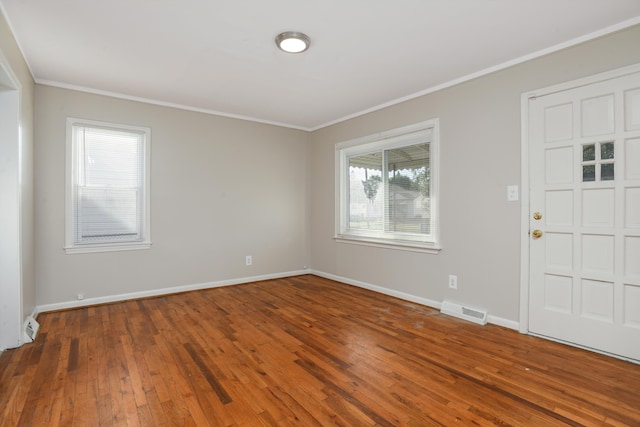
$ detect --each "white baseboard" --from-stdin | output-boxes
[310,269,519,331]
[487,314,519,330]
[311,270,443,309]
[37,269,310,313]
[36,268,520,331]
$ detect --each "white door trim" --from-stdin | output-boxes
[519,62,640,335]
[0,48,23,351]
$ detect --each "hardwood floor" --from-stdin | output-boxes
[1,275,639,426]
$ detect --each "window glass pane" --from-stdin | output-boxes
[583,165,595,182]
[583,144,595,161]
[601,163,615,181]
[385,143,430,234]
[79,188,139,240]
[83,128,141,187]
[601,142,614,160]
[76,127,143,242]
[348,153,383,231]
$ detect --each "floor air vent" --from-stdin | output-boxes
[23,316,40,343]
[440,300,488,325]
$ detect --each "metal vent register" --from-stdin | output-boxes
[440,300,488,325]
[23,316,40,343]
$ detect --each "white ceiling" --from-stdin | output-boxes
[2,0,640,130]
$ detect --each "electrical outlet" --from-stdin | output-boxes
[448,275,458,289]
[246,255,252,266]
[77,293,84,300]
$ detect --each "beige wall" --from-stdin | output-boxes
[35,86,310,306]
[0,11,36,322]
[309,25,640,323]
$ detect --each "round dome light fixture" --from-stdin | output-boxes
[275,31,310,53]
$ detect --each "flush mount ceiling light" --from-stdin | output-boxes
[275,31,310,53]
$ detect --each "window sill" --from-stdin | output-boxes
[334,235,441,254]
[65,242,152,254]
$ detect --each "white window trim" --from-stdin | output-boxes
[65,117,151,254]
[334,119,441,253]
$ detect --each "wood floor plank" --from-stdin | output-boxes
[0,375,26,427]
[143,389,169,427]
[1,274,639,426]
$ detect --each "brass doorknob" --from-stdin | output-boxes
[533,212,542,220]
[532,229,543,239]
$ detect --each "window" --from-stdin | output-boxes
[582,141,615,182]
[335,120,440,252]
[65,118,151,253]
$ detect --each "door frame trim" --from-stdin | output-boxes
[519,62,640,334]
[0,47,24,350]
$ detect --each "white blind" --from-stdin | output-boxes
[73,125,144,243]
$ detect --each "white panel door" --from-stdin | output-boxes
[528,69,640,361]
